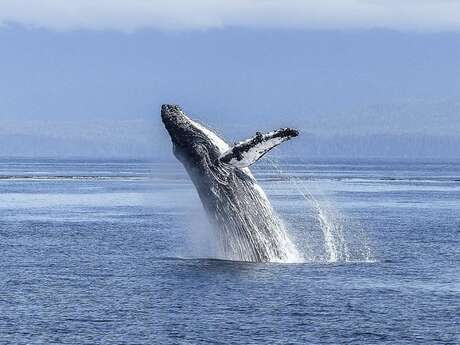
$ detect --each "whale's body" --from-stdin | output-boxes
[161,105,299,262]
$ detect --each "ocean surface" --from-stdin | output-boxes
[0,158,459,344]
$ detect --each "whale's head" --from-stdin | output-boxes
[161,104,228,174]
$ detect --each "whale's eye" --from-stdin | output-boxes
[192,142,204,155]
[193,140,209,151]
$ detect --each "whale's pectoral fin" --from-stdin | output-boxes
[218,128,299,168]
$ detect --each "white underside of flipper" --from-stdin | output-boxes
[221,136,286,168]
[219,128,299,168]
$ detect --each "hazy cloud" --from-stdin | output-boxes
[1,0,460,32]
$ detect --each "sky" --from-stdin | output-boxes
[1,1,460,159]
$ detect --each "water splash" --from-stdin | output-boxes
[182,155,372,264]
[263,158,373,263]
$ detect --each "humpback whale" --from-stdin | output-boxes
[161,104,300,262]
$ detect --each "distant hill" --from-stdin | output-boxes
[1,99,459,159]
[1,125,459,160]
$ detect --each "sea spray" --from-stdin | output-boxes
[263,157,373,263]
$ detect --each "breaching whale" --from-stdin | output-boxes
[161,104,300,262]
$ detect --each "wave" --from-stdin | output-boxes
[0,175,147,181]
[258,175,460,183]
[154,256,377,265]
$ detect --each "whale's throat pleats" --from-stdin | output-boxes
[195,158,300,262]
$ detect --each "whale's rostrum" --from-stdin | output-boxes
[161,104,300,262]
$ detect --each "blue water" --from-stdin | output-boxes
[0,158,459,344]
